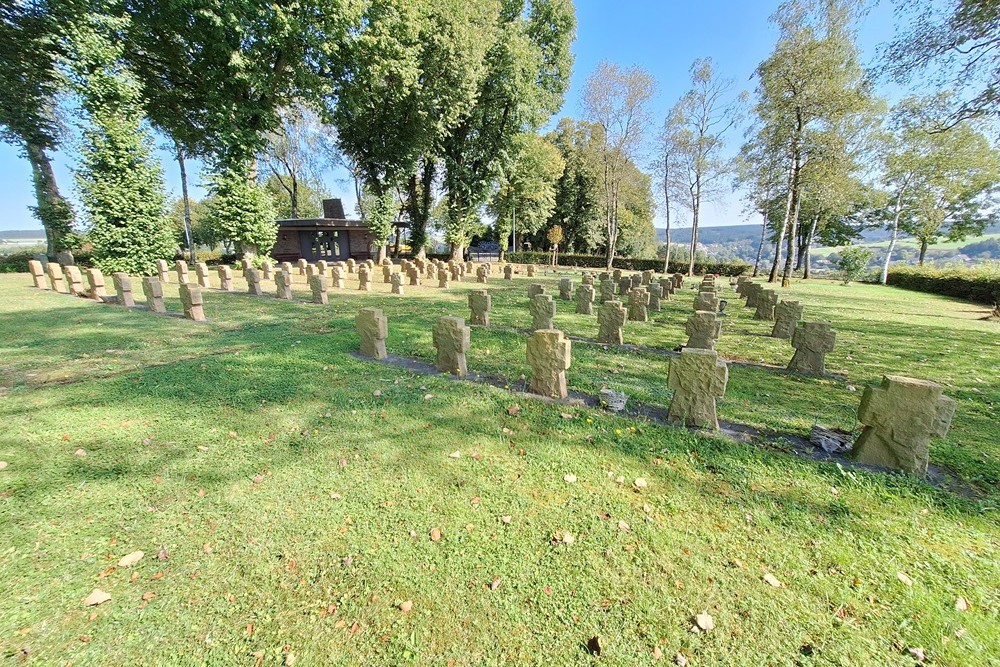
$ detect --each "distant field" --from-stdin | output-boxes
[813,233,1000,258]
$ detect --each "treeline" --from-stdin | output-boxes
[0,0,577,274]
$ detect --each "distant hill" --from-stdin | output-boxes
[656,224,762,246]
[0,229,45,241]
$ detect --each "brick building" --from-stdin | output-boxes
[270,199,373,263]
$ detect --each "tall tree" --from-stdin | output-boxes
[885,0,1000,125]
[734,133,786,277]
[750,0,872,286]
[490,132,565,260]
[66,11,174,275]
[0,0,74,256]
[440,0,576,260]
[259,107,329,220]
[880,94,1000,273]
[582,61,655,269]
[545,118,601,253]
[661,58,742,276]
[325,0,498,260]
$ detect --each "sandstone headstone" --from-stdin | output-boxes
[743,282,763,308]
[503,265,514,280]
[297,258,308,275]
[527,283,545,298]
[558,278,573,300]
[693,291,719,313]
[316,260,328,275]
[390,272,404,295]
[142,277,166,313]
[241,258,252,273]
[356,307,388,360]
[771,300,803,339]
[575,284,595,315]
[529,293,556,331]
[179,283,206,321]
[331,266,345,289]
[641,270,654,285]
[217,265,234,291]
[468,290,491,326]
[279,262,293,279]
[667,348,728,430]
[433,316,471,376]
[175,260,190,284]
[612,269,622,283]
[306,263,318,280]
[382,264,393,284]
[28,260,47,289]
[597,300,627,345]
[617,277,631,296]
[627,287,649,322]
[787,321,835,375]
[598,272,610,282]
[426,263,437,281]
[55,249,74,266]
[85,268,106,301]
[647,283,663,312]
[276,270,294,300]
[526,329,571,399]
[599,279,615,303]
[853,375,957,476]
[262,261,274,281]
[156,259,171,283]
[309,274,329,304]
[685,311,722,350]
[477,265,489,284]
[526,264,536,277]
[63,265,84,295]
[196,262,212,288]
[246,268,264,296]
[358,265,373,291]
[46,262,67,293]
[438,271,450,288]
[754,289,778,320]
[629,274,642,289]
[408,266,421,286]
[672,273,684,289]
[582,273,595,287]
[346,258,356,273]
[112,272,135,307]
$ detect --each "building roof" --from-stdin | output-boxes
[275,198,367,229]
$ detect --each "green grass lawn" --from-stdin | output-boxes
[0,269,997,666]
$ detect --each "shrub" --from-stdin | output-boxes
[886,264,1000,307]
[835,246,873,284]
[505,251,750,276]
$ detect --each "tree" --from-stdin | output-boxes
[884,0,1000,125]
[734,133,787,277]
[546,224,563,265]
[661,58,742,276]
[750,0,872,286]
[545,119,602,253]
[67,11,174,275]
[440,0,576,260]
[262,176,324,220]
[325,0,497,260]
[259,107,329,220]
[582,62,655,268]
[0,0,75,255]
[880,94,1000,278]
[836,244,872,283]
[491,132,565,260]
[204,165,277,261]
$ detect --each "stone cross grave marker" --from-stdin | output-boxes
[46,262,66,293]
[112,272,134,307]
[433,316,471,376]
[527,283,545,298]
[597,300,626,345]
[390,272,404,295]
[438,271,450,288]
[331,266,345,289]
[468,290,491,326]
[667,348,728,430]
[693,291,719,313]
[627,287,649,322]
[175,260,190,284]
[179,283,206,321]
[262,261,274,281]
[28,260,47,289]
[297,258,308,275]
[309,275,329,304]
[787,321,835,375]
[217,265,234,291]
[771,300,803,339]
[648,283,663,312]
[356,307,388,360]
[503,265,513,280]
[685,311,722,350]
[529,293,556,331]
[63,265,84,296]
[558,278,573,300]
[142,277,166,313]
[477,265,489,284]
[599,279,615,303]
[195,262,212,288]
[85,268,106,301]
[754,289,778,320]
[246,268,264,296]
[575,284,595,315]
[853,375,956,476]
[408,266,421,286]
[276,270,294,300]
[156,259,171,283]
[526,329,571,399]
[358,265,373,291]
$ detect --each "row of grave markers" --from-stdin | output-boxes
[26,257,955,478]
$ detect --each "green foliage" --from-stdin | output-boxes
[262,175,323,220]
[167,197,220,249]
[491,132,565,251]
[836,245,872,283]
[545,119,601,252]
[204,164,277,259]
[886,264,1000,307]
[67,12,174,275]
[364,188,398,258]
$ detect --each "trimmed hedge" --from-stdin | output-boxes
[505,251,750,277]
[0,251,35,273]
[886,265,1000,306]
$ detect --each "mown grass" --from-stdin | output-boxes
[0,269,997,666]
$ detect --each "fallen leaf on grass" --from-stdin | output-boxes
[117,551,144,568]
[633,478,648,490]
[652,645,663,660]
[448,451,462,459]
[373,390,382,397]
[202,543,213,554]
[908,647,926,662]
[763,573,784,588]
[955,597,970,612]
[617,520,631,532]
[430,528,442,542]
[157,549,169,561]
[694,612,714,632]
[74,449,87,457]
[423,394,433,400]
[897,572,913,587]
[560,413,574,419]
[197,446,209,452]
[141,592,155,601]
[0,461,7,470]
[500,515,512,524]
[399,600,413,612]
[490,577,501,591]
[563,474,577,483]
[83,589,111,607]
[675,652,688,666]
[507,405,521,416]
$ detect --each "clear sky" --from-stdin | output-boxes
[0,0,899,232]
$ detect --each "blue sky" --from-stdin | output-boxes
[0,0,899,232]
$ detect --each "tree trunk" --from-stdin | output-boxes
[802,217,817,280]
[25,140,72,258]
[752,212,767,277]
[451,244,464,261]
[378,245,388,262]
[290,173,299,219]
[768,181,793,283]
[779,150,802,288]
[918,238,928,265]
[662,153,672,273]
[176,147,196,263]
[406,159,434,258]
[880,207,902,285]
[393,224,401,256]
[688,196,699,277]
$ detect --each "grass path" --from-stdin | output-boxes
[0,270,997,666]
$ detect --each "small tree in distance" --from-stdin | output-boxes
[547,224,564,266]
[836,245,872,285]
